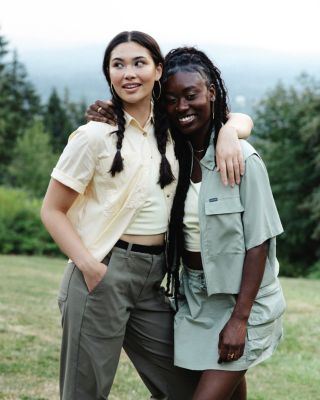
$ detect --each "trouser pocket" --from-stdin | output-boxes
[57,263,75,319]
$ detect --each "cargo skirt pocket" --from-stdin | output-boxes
[246,318,282,363]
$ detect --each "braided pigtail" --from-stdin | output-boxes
[109,94,126,176]
[153,99,175,188]
[166,137,192,308]
[210,65,229,150]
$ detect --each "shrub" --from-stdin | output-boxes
[0,186,60,256]
[307,260,320,280]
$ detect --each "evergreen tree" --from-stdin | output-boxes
[0,31,40,182]
[254,74,320,275]
[0,34,9,72]
[43,88,73,153]
[62,87,86,128]
[8,120,58,197]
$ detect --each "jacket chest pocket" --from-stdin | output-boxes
[204,196,245,255]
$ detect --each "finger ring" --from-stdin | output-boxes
[228,353,235,359]
[97,106,102,113]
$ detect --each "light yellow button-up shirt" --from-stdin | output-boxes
[51,111,178,262]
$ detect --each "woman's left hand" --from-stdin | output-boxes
[217,316,247,363]
[216,125,244,187]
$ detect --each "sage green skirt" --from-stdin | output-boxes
[174,267,286,371]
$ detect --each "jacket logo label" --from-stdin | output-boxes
[209,197,218,202]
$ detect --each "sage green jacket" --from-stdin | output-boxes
[197,139,283,295]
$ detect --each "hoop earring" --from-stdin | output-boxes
[152,81,162,100]
[211,96,215,119]
[110,84,117,97]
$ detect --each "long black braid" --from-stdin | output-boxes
[102,31,175,187]
[108,94,126,176]
[165,136,192,304]
[163,47,230,307]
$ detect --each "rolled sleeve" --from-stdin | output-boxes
[51,126,96,194]
[240,154,283,250]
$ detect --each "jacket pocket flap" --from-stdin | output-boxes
[205,197,244,215]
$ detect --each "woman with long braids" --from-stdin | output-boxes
[41,31,253,400]
[163,47,286,400]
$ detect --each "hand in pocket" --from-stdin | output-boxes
[83,262,108,293]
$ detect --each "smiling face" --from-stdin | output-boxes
[164,71,215,142]
[109,41,162,110]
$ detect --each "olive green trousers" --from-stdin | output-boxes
[57,246,199,400]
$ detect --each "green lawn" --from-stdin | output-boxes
[0,255,319,400]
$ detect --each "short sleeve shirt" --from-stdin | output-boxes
[51,114,178,262]
[198,139,283,294]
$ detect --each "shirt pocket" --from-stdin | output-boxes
[96,153,113,177]
[204,196,244,214]
[204,196,245,255]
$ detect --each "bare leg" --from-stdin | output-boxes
[192,369,247,400]
[230,376,247,400]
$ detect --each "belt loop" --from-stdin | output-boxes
[125,242,133,258]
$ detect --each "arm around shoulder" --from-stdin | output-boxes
[226,112,254,139]
[215,113,253,187]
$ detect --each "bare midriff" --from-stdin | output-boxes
[183,250,203,270]
[120,233,165,246]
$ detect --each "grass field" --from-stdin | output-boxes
[0,255,319,400]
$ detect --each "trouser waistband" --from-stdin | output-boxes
[114,239,164,255]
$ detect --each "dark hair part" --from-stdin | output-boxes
[102,31,175,188]
[163,47,229,306]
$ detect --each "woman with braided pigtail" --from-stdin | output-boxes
[164,47,286,400]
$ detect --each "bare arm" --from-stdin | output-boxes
[217,241,268,363]
[216,113,254,186]
[226,112,253,139]
[41,178,107,291]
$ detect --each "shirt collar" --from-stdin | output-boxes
[124,102,154,132]
[200,129,216,171]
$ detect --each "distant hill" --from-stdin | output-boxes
[18,43,320,114]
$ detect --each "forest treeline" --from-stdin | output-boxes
[0,31,319,278]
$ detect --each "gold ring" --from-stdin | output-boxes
[229,353,235,359]
[97,106,102,113]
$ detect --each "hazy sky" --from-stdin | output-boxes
[1,0,320,55]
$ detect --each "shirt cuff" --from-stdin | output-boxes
[245,227,284,251]
[51,168,86,194]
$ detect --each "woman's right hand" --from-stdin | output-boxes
[85,100,117,125]
[217,315,247,363]
[82,261,108,293]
